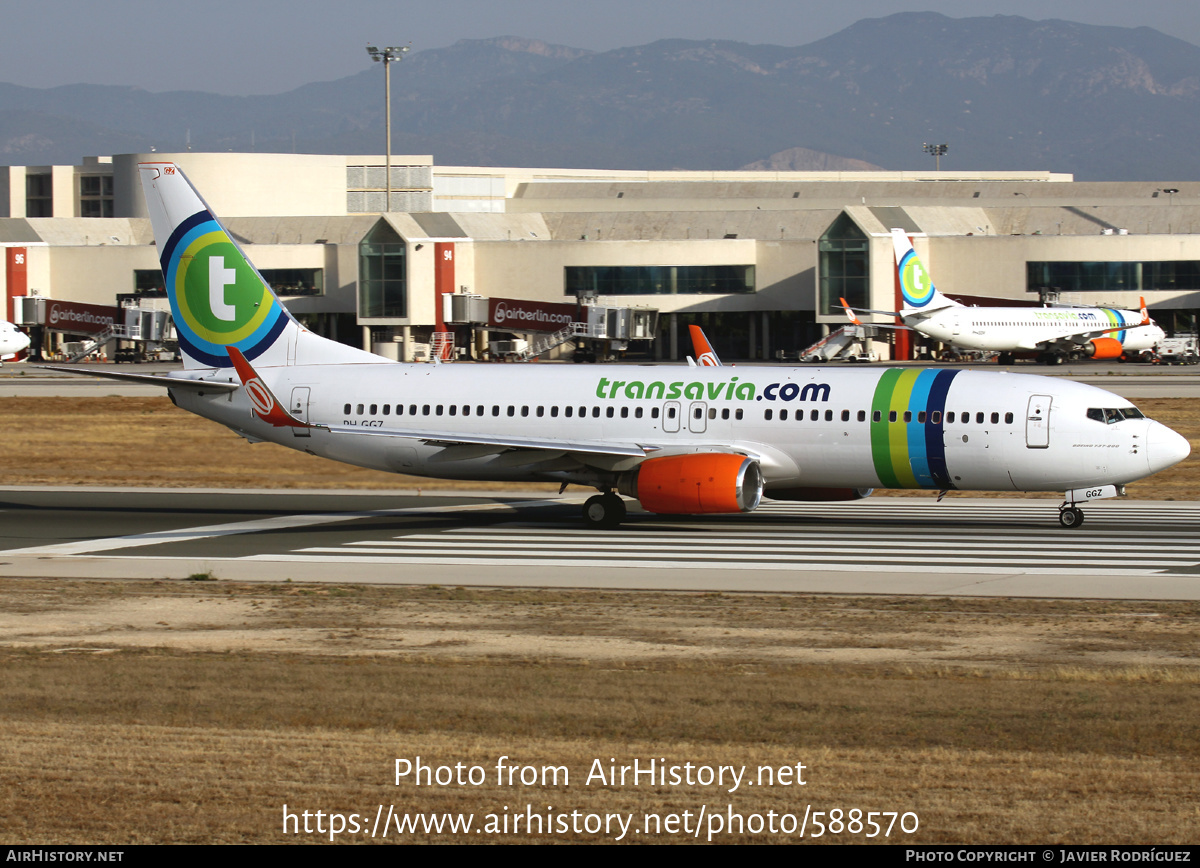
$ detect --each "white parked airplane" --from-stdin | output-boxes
[42,164,1191,529]
[843,229,1166,364]
[0,320,30,364]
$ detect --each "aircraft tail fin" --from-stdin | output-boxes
[139,162,379,370]
[892,228,959,315]
[1139,296,1151,326]
[687,324,722,367]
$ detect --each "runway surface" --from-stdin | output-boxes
[2,488,1199,600]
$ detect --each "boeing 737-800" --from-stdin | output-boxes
[844,229,1165,364]
[43,164,1190,529]
[0,320,30,364]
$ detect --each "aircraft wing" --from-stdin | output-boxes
[35,365,241,392]
[321,422,656,458]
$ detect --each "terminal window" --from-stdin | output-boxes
[564,265,755,296]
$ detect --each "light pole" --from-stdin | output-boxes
[923,142,948,171]
[366,43,410,212]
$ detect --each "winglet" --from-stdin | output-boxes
[840,297,862,326]
[226,346,315,429]
[687,324,722,367]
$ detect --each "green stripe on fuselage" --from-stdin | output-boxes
[870,368,923,488]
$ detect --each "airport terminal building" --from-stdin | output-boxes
[2,151,1199,361]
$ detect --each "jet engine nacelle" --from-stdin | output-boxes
[1082,337,1125,360]
[619,453,763,514]
[766,487,875,502]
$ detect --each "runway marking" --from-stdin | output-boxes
[2,499,564,556]
[247,501,1200,578]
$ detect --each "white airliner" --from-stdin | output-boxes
[0,320,30,364]
[843,229,1166,364]
[42,164,1191,529]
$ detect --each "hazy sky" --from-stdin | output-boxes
[5,0,1200,96]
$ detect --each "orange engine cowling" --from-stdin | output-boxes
[621,453,763,515]
[766,487,874,502]
[1083,337,1124,359]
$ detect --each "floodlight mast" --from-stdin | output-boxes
[366,44,410,212]
[923,142,948,171]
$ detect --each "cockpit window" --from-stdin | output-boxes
[1088,407,1145,424]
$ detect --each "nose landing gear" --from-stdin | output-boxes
[1058,506,1085,529]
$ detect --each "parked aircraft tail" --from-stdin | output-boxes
[892,228,959,316]
[138,162,378,370]
[687,324,722,366]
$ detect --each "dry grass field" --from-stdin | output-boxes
[1,395,1199,844]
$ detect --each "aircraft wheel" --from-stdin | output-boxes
[1058,507,1084,529]
[583,493,626,529]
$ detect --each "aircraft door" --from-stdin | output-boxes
[1026,394,1051,448]
[663,401,681,433]
[689,402,708,433]
[290,387,311,438]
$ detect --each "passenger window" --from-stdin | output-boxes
[422,405,430,416]
[635,407,643,419]
[873,410,882,423]
[565,406,573,418]
[811,409,819,421]
[842,410,850,422]
[592,407,600,418]
[857,410,866,422]
[1005,412,1014,424]
[735,409,743,420]
[708,408,716,420]
[765,409,773,421]
[476,406,484,416]
[356,404,364,416]
[991,412,999,424]
[620,407,628,418]
[343,404,351,415]
[507,406,515,417]
[461,405,469,416]
[931,411,940,424]
[825,410,833,421]
[667,407,676,419]
[607,407,615,418]
[536,406,544,417]
[976,412,984,424]
[370,404,377,415]
[383,405,390,415]
[780,409,788,421]
[448,405,456,416]
[903,411,911,423]
[436,405,444,416]
[492,405,500,416]
[409,404,417,416]
[521,406,529,417]
[917,411,926,424]
[550,406,559,418]
[888,411,897,423]
[947,412,955,423]
[721,409,729,420]
[651,408,659,419]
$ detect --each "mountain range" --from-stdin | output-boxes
[2,13,1199,180]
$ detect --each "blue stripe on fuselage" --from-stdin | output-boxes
[924,369,960,489]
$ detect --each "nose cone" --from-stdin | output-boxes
[1148,421,1191,474]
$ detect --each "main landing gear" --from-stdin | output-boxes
[583,492,627,529]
